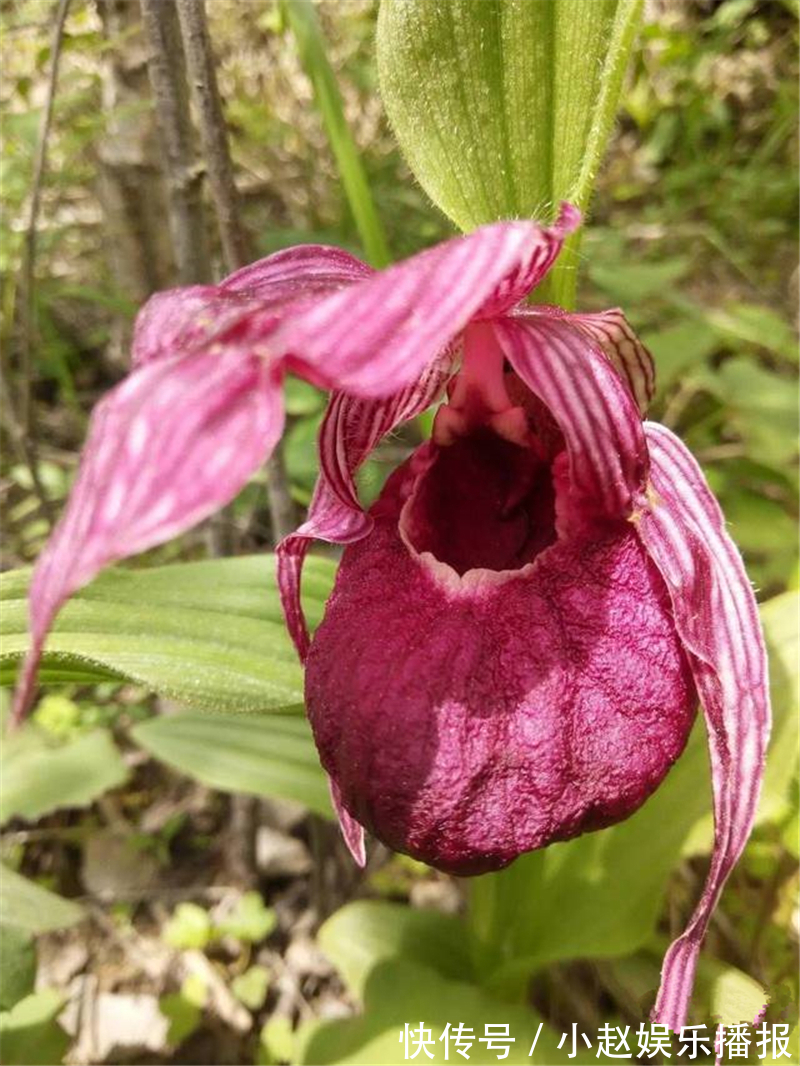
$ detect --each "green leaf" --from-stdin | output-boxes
[0,865,83,934]
[318,901,474,999]
[700,357,799,467]
[159,992,202,1047]
[704,302,798,365]
[282,0,390,267]
[259,1015,297,1066]
[643,320,719,395]
[162,903,213,951]
[297,958,567,1065]
[0,989,69,1066]
[0,926,36,1011]
[377,0,644,306]
[215,891,277,944]
[0,725,128,824]
[231,965,270,1010]
[0,555,337,714]
[588,254,690,304]
[131,711,331,818]
[469,592,798,995]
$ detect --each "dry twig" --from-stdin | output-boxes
[139,0,211,284]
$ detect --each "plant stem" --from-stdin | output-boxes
[283,0,391,267]
[175,0,296,542]
[140,0,211,285]
[0,370,54,526]
[174,0,250,273]
[18,0,71,439]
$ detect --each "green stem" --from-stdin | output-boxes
[282,0,391,267]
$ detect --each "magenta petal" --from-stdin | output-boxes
[472,202,581,319]
[636,423,770,1032]
[491,316,649,519]
[132,286,242,368]
[131,245,371,368]
[12,352,283,723]
[271,219,577,398]
[277,356,451,659]
[523,306,656,415]
[220,243,372,298]
[329,776,366,867]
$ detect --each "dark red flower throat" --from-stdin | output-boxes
[305,327,698,876]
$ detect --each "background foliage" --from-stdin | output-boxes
[0,1,797,1064]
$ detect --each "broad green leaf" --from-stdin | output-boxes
[700,357,799,467]
[643,320,719,395]
[131,711,331,818]
[0,989,69,1066]
[297,958,568,1065]
[588,255,690,304]
[0,555,336,714]
[0,926,36,1011]
[704,302,798,365]
[377,0,644,306]
[0,725,128,824]
[0,865,83,934]
[469,592,798,994]
[318,901,474,999]
[282,0,390,267]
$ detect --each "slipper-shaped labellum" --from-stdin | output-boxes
[12,205,769,1033]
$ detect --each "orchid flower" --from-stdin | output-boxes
[12,204,769,1031]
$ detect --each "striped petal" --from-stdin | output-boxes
[472,201,581,319]
[12,352,283,724]
[271,215,580,398]
[569,308,655,414]
[636,422,770,1032]
[278,356,451,660]
[517,305,655,415]
[131,245,372,368]
[490,316,648,519]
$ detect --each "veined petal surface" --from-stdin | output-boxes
[272,218,578,397]
[636,422,770,1032]
[12,352,283,723]
[132,245,372,368]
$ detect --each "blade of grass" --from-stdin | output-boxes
[282,0,391,267]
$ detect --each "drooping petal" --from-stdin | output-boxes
[520,305,655,415]
[635,422,770,1032]
[490,316,649,519]
[271,216,580,397]
[12,352,283,724]
[132,245,372,368]
[569,308,655,414]
[277,355,451,660]
[329,776,366,867]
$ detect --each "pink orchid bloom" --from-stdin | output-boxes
[12,204,769,1032]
